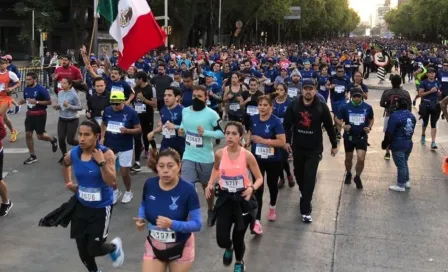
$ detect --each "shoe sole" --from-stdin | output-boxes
[24,159,38,165]
[130,168,142,172]
[121,197,133,204]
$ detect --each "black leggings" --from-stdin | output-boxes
[58,118,79,155]
[216,200,251,261]
[421,104,441,129]
[293,149,321,215]
[254,160,282,220]
[279,150,292,180]
[76,235,115,272]
[134,118,156,162]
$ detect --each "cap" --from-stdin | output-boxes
[2,55,12,60]
[427,67,436,73]
[302,79,315,88]
[351,87,363,96]
[110,91,125,101]
[303,60,310,65]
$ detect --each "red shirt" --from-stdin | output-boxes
[55,65,83,92]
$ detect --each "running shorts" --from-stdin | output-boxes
[180,159,214,185]
[70,201,113,240]
[0,96,12,109]
[144,234,195,263]
[25,114,47,134]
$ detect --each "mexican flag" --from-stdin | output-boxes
[97,0,166,69]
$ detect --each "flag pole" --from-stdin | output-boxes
[89,17,98,56]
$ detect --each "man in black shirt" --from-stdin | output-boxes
[283,79,338,223]
[399,51,411,84]
[149,63,173,111]
[131,72,157,172]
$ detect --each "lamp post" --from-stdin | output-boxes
[24,8,49,60]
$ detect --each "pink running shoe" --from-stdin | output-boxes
[268,207,277,221]
[251,220,263,235]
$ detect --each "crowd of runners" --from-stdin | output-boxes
[0,37,447,271]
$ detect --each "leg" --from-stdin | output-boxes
[440,97,448,121]
[197,162,216,212]
[430,106,441,143]
[142,259,167,272]
[265,161,281,207]
[293,151,306,193]
[344,152,354,174]
[75,236,99,272]
[232,214,251,262]
[355,149,367,176]
[300,152,321,215]
[391,151,407,187]
[25,131,35,156]
[168,235,195,272]
[404,149,411,182]
[141,120,156,152]
[169,262,193,272]
[216,202,234,250]
[66,119,79,147]
[134,133,143,163]
[254,161,267,220]
[57,119,68,155]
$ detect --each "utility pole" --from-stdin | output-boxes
[164,0,168,47]
[218,0,222,44]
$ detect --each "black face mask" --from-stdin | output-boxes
[192,98,206,111]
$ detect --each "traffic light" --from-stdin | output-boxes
[163,26,172,35]
[42,32,48,41]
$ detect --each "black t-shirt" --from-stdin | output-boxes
[242,90,263,107]
[134,84,154,120]
[150,74,173,100]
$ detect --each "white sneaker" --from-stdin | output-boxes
[113,190,122,204]
[405,182,411,189]
[109,237,125,268]
[121,191,134,204]
[389,185,405,192]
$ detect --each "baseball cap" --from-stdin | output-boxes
[2,55,12,60]
[302,79,315,88]
[351,87,363,96]
[110,91,125,101]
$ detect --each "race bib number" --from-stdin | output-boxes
[186,132,203,147]
[162,126,176,138]
[0,83,4,91]
[442,77,448,82]
[26,99,35,109]
[265,78,271,84]
[111,85,124,92]
[335,85,345,93]
[95,117,102,126]
[229,103,240,111]
[106,121,124,134]
[331,71,336,75]
[78,186,102,202]
[255,144,274,159]
[150,229,176,243]
[135,103,146,113]
[320,85,326,91]
[288,87,298,97]
[349,113,365,126]
[244,78,250,85]
[345,65,351,68]
[246,105,259,116]
[221,175,245,192]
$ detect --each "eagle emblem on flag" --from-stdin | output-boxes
[119,7,133,27]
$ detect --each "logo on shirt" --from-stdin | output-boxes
[169,196,179,211]
[405,118,414,134]
[299,111,312,128]
[33,91,37,97]
[173,112,178,120]
[149,195,156,200]
[122,114,128,122]
[265,125,271,133]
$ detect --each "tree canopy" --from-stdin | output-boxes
[384,0,448,41]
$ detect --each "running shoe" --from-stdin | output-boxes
[301,214,312,223]
[353,175,363,189]
[6,109,13,115]
[431,142,438,150]
[109,237,125,268]
[207,210,215,226]
[144,151,149,159]
[113,190,122,204]
[9,129,18,142]
[278,178,285,189]
[267,207,277,221]
[51,137,58,152]
[223,248,233,266]
[389,185,405,192]
[14,105,20,114]
[251,220,263,235]
[384,152,391,160]
[0,200,13,216]
[121,191,133,204]
[23,155,38,165]
[336,132,342,140]
[234,262,246,272]
[131,163,141,172]
[405,181,411,189]
[287,175,295,188]
[344,172,352,184]
[421,135,426,145]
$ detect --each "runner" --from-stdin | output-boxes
[349,71,369,100]
[245,95,286,233]
[61,120,125,270]
[53,55,83,96]
[179,85,224,226]
[134,148,202,272]
[21,72,58,164]
[223,73,247,124]
[86,77,110,127]
[0,114,11,216]
[316,64,330,102]
[0,58,20,142]
[205,121,263,272]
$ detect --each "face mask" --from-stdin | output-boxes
[159,72,164,75]
[192,97,206,111]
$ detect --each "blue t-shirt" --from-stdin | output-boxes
[329,75,351,102]
[141,177,200,242]
[249,114,285,162]
[103,105,140,152]
[206,83,221,109]
[160,104,185,153]
[273,98,292,122]
[317,74,330,93]
[71,145,113,208]
[337,101,374,138]
[387,110,416,151]
[107,80,133,100]
[180,84,194,108]
[300,69,316,82]
[437,70,448,93]
[419,79,440,101]
[23,84,51,113]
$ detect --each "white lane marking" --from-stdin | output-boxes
[4,148,29,154]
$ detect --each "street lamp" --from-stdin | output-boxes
[24,8,49,65]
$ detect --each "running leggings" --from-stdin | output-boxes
[134,118,156,162]
[279,150,292,180]
[76,235,115,272]
[421,104,441,128]
[293,149,321,215]
[58,118,79,155]
[254,160,282,220]
[216,201,251,261]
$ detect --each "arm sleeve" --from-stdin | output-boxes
[283,103,294,144]
[8,71,19,82]
[379,90,388,108]
[322,104,338,148]
[138,182,147,219]
[171,208,202,233]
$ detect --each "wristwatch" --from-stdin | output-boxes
[98,161,106,167]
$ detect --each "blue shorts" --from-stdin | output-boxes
[331,100,346,114]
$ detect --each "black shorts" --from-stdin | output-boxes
[25,114,47,134]
[70,201,113,240]
[344,139,368,153]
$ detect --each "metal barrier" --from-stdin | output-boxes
[16,67,54,94]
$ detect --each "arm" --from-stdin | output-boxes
[100,150,117,187]
[68,93,83,111]
[124,124,142,135]
[202,115,224,139]
[100,123,106,141]
[263,134,286,148]
[207,151,222,186]
[322,104,338,148]
[171,208,202,233]
[37,88,52,106]
[379,90,389,108]
[138,182,148,219]
[404,91,412,111]
[246,151,263,190]
[61,151,74,186]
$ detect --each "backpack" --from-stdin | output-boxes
[387,93,402,114]
[364,54,373,64]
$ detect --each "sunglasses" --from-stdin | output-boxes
[111,102,122,106]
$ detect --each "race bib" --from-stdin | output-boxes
[442,77,448,82]
[135,103,146,113]
[111,85,124,92]
[335,85,345,93]
[320,85,326,91]
[150,229,176,243]
[95,117,102,126]
[255,143,274,159]
[78,186,102,202]
[265,78,271,84]
[288,87,298,97]
[244,78,250,85]
[246,105,259,116]
[229,103,240,111]
[331,71,336,75]
[221,175,245,192]
[106,121,124,133]
[57,82,62,89]
[186,132,203,147]
[26,99,35,109]
[162,126,176,138]
[0,83,4,91]
[349,113,365,126]
[345,65,351,68]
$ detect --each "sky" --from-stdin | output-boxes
[349,0,398,23]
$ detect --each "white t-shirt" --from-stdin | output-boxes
[0,71,19,82]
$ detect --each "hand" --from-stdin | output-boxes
[197,126,204,136]
[331,147,338,157]
[120,127,127,134]
[165,121,176,130]
[19,99,26,105]
[237,96,244,103]
[133,217,146,231]
[136,92,144,100]
[147,131,154,141]
[343,124,351,132]
[63,101,69,108]
[156,216,173,229]
[53,104,60,110]
[208,91,214,97]
[92,148,105,164]
[228,93,234,99]
[330,84,336,89]
[363,127,371,134]
[205,183,214,199]
[178,128,185,136]
[5,87,10,93]
[86,112,91,118]
[241,186,254,201]
[124,100,130,106]
[251,135,265,144]
[285,143,292,154]
[66,182,78,193]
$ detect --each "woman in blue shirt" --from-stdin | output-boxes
[349,71,369,100]
[134,148,202,272]
[245,95,286,235]
[317,64,331,102]
[273,83,295,189]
